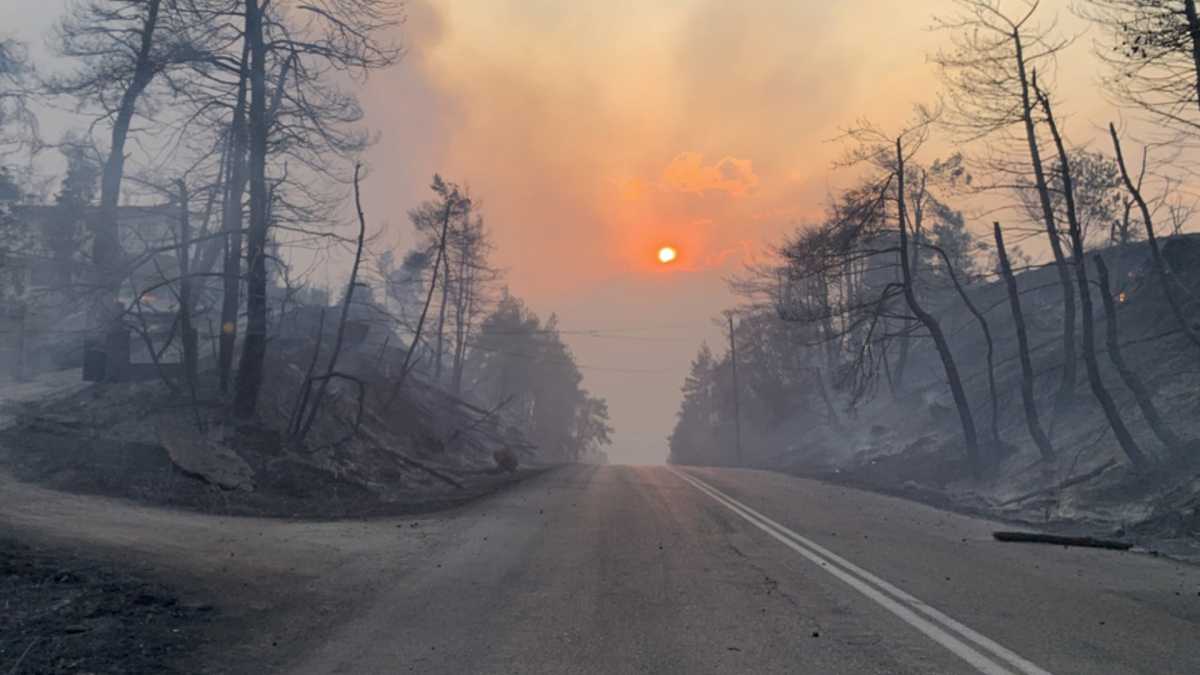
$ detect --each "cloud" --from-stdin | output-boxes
[661,152,759,196]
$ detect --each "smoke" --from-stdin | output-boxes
[352,0,1074,461]
[662,153,759,197]
[359,0,939,288]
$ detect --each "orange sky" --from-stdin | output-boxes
[353,0,1125,463]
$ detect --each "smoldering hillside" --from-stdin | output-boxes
[669,230,1200,554]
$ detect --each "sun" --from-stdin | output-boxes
[657,246,678,264]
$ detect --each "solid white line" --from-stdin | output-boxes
[675,471,1052,675]
[670,468,1054,675]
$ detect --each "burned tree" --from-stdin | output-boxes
[229,0,401,418]
[217,40,250,393]
[892,163,929,392]
[175,180,198,400]
[1094,255,1186,453]
[1108,123,1200,353]
[391,176,471,395]
[894,136,981,474]
[926,240,1001,448]
[994,222,1055,461]
[934,0,1079,412]
[394,178,497,396]
[448,210,498,396]
[232,0,270,418]
[1083,0,1200,132]
[291,164,369,444]
[1036,84,1151,470]
[47,0,198,321]
[0,39,35,155]
[431,199,458,386]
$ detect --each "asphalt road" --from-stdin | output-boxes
[287,465,1200,674]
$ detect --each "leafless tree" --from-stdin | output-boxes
[894,134,981,474]
[432,199,455,385]
[994,221,1056,461]
[1108,122,1200,353]
[0,39,36,156]
[231,0,402,418]
[774,178,903,407]
[933,0,1079,412]
[217,39,250,393]
[1081,0,1200,135]
[1036,83,1151,470]
[47,0,200,320]
[447,208,499,396]
[232,0,272,418]
[291,163,368,444]
[175,180,199,400]
[1094,255,1186,453]
[388,176,470,400]
[926,241,1002,448]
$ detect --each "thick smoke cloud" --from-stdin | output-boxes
[356,0,1097,463]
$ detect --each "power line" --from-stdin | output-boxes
[462,341,673,374]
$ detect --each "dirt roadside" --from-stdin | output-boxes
[0,468,487,674]
[0,368,551,673]
[777,460,1200,564]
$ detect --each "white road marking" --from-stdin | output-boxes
[670,468,1053,675]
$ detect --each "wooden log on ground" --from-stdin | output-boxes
[992,531,1132,550]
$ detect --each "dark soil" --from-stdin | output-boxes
[0,536,211,674]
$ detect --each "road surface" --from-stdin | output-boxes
[291,465,1200,674]
[5,464,1199,674]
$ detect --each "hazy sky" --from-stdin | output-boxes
[359,0,1124,463]
[3,0,1133,463]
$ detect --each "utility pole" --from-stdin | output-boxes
[728,313,743,465]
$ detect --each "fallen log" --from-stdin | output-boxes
[992,531,1132,551]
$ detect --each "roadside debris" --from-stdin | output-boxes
[992,531,1133,551]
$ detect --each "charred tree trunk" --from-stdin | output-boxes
[432,250,451,385]
[451,278,472,396]
[94,0,162,375]
[218,44,250,394]
[287,308,325,439]
[994,222,1055,461]
[1186,0,1200,113]
[450,224,471,396]
[175,180,197,395]
[433,204,460,386]
[895,138,980,474]
[95,0,162,280]
[1018,59,1076,411]
[893,170,926,393]
[389,191,457,402]
[233,0,269,419]
[1109,123,1200,353]
[928,243,1000,447]
[1094,255,1184,452]
[294,165,369,444]
[1038,89,1150,470]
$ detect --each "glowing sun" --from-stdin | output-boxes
[657,246,678,264]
